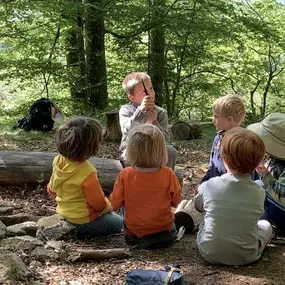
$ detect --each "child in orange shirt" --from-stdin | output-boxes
[109,124,181,249]
[48,116,123,238]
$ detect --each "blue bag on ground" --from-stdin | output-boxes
[125,265,184,285]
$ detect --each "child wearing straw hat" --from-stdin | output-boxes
[247,113,285,236]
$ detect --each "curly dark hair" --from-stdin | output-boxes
[55,116,102,162]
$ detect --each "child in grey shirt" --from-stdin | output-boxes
[194,127,273,265]
[119,72,176,170]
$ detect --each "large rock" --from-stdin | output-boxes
[0,235,44,251]
[0,206,14,215]
[0,220,7,239]
[0,249,31,283]
[0,213,32,226]
[7,221,39,237]
[36,220,77,241]
[36,214,61,228]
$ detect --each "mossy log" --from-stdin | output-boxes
[0,151,183,192]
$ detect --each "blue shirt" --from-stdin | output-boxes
[201,132,259,184]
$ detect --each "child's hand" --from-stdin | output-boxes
[140,95,155,112]
[256,164,269,178]
[146,107,157,123]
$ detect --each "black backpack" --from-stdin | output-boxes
[15,98,55,132]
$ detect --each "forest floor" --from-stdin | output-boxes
[0,126,285,285]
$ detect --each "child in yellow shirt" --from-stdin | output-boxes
[48,116,123,238]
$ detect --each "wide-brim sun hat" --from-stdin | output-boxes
[247,113,285,160]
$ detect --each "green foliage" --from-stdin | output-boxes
[37,173,45,185]
[1,0,285,123]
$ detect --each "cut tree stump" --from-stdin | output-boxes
[104,109,122,142]
[0,151,184,191]
[171,121,202,140]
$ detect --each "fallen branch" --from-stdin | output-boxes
[203,270,219,276]
[67,248,130,262]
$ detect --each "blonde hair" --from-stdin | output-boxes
[213,94,245,122]
[55,116,102,162]
[122,72,151,95]
[126,124,167,168]
[221,127,265,174]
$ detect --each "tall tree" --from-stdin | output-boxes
[65,0,87,99]
[85,0,108,109]
[148,0,166,106]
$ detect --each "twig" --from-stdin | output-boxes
[203,270,220,276]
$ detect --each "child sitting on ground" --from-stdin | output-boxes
[200,94,246,185]
[247,113,285,236]
[47,116,123,238]
[109,124,181,249]
[194,127,273,266]
[119,72,177,170]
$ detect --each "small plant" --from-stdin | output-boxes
[37,172,45,185]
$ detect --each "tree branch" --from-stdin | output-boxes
[40,26,61,98]
[180,70,236,92]
[105,0,180,39]
[0,23,49,39]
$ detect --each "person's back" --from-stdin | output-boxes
[110,124,181,248]
[50,156,104,223]
[195,128,273,265]
[48,116,123,238]
[119,72,176,170]
[16,98,60,132]
[113,166,180,237]
[196,173,265,265]
[200,94,245,184]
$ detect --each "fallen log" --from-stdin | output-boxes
[0,151,184,192]
[67,248,130,262]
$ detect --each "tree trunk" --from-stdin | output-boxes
[104,109,122,142]
[171,121,202,140]
[65,0,87,99]
[249,79,261,119]
[85,0,108,109]
[261,73,273,117]
[0,151,184,191]
[148,0,165,107]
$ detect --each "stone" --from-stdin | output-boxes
[0,235,44,251]
[7,221,39,237]
[31,247,60,261]
[0,221,7,240]
[0,249,31,283]
[37,214,61,228]
[36,220,77,241]
[45,240,66,251]
[29,260,42,269]
[0,206,14,215]
[0,213,31,226]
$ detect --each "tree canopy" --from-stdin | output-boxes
[1,0,285,121]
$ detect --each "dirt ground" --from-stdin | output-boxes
[0,132,285,285]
